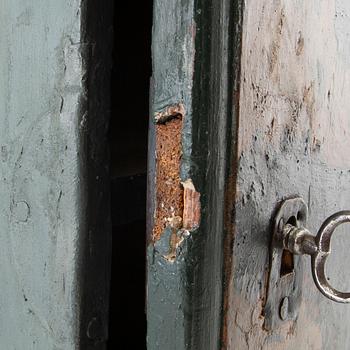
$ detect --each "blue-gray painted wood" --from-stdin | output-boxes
[224,0,350,349]
[147,0,239,349]
[0,1,112,349]
[147,1,195,348]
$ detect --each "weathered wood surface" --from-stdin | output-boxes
[0,1,112,348]
[148,0,350,349]
[224,0,350,349]
[147,0,236,349]
[147,1,196,348]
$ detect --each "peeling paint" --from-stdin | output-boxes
[152,105,201,264]
[154,103,185,124]
[153,106,202,247]
[182,178,200,230]
[153,104,184,241]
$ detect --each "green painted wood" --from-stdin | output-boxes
[147,1,196,348]
[147,1,241,349]
[0,1,112,349]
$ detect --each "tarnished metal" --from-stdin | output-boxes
[266,198,350,331]
[264,197,308,330]
[282,224,318,256]
[266,199,350,331]
[281,211,350,303]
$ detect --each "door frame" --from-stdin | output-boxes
[146,1,243,348]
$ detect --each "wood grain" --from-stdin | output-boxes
[224,1,350,348]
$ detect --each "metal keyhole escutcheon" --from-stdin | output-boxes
[278,199,350,303]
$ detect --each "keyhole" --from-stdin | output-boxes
[280,216,297,276]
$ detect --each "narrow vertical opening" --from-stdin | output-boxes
[107,1,153,348]
[280,216,296,277]
[280,250,294,276]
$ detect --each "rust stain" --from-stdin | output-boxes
[153,106,184,241]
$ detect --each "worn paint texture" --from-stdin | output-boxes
[147,0,235,349]
[149,0,350,349]
[182,179,200,230]
[152,104,201,243]
[224,0,350,349]
[147,0,197,348]
[0,1,112,349]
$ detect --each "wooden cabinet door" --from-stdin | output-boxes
[147,1,350,349]
[0,1,112,349]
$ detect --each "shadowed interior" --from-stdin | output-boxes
[107,1,153,348]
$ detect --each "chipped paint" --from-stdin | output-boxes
[182,178,201,230]
[153,105,184,241]
[152,105,201,252]
[154,103,185,123]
